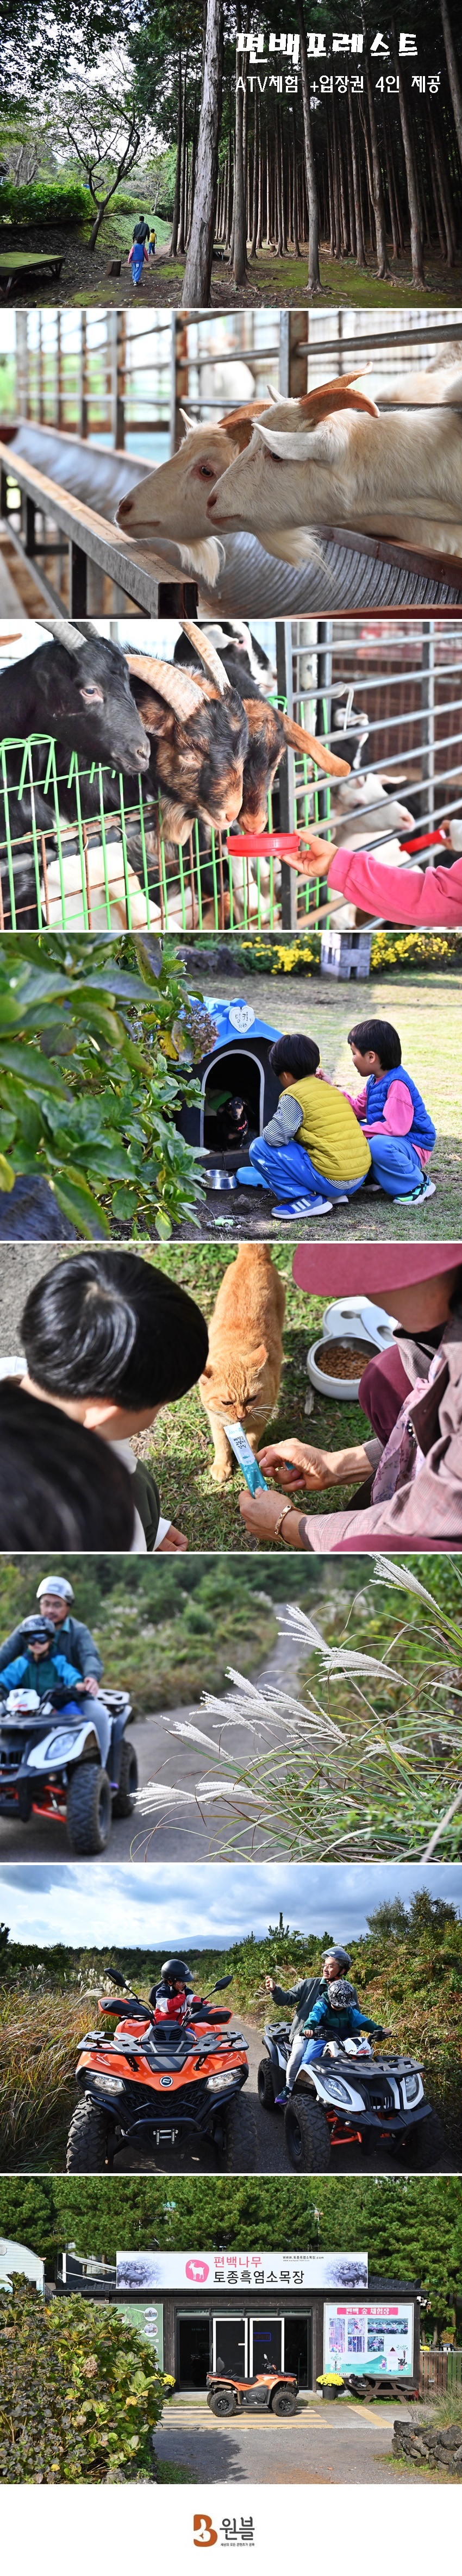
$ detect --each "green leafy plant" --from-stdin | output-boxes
[0,934,210,1237]
[0,2279,172,2481]
[0,179,91,223]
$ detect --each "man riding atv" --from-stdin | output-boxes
[265,1948,385,2105]
[0,1576,112,1772]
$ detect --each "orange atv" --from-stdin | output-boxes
[207,2367,298,2418]
[66,1966,257,2172]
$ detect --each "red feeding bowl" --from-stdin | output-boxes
[227,833,301,857]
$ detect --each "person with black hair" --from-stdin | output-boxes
[0,1384,135,1550]
[17,1252,209,1553]
[345,1018,436,1203]
[236,1030,371,1218]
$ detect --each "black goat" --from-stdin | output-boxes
[0,619,150,928]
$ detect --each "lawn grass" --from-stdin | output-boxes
[195,967,460,1242]
[135,1249,370,1547]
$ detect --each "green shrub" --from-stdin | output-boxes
[0,179,91,226]
[0,2278,171,2481]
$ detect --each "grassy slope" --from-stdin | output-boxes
[1,1922,460,2168]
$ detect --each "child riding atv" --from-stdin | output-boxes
[149,1958,210,2022]
[0,1609,113,1772]
[265,1948,385,2105]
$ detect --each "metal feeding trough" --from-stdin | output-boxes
[307,1296,397,1400]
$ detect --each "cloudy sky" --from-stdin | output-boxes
[1,1862,460,1950]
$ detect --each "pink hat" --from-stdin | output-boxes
[292,1244,462,1296]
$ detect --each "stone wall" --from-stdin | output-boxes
[392,2421,462,2475]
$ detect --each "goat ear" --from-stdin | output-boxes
[282,716,351,779]
[298,372,380,423]
[217,401,272,451]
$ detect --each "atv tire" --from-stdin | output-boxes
[257,2056,277,2110]
[66,2100,113,2171]
[284,2092,331,2172]
[271,2389,297,2417]
[209,2388,236,2418]
[16,1783,34,1821]
[221,2090,258,2172]
[66,1763,111,1855]
[399,2109,446,2169]
[112,1741,139,1819]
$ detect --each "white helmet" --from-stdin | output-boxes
[36,1576,74,1602]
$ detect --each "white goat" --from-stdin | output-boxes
[42,834,197,934]
[205,372,462,562]
[115,403,313,589]
[329,771,415,862]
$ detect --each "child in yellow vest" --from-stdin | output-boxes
[236,1032,371,1219]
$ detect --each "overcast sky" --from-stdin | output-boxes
[1,1862,460,1949]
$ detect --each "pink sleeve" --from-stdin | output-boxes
[381,1080,414,1136]
[328,845,462,929]
[342,1084,368,1117]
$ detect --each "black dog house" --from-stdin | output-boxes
[178,997,281,1155]
[54,2246,422,2397]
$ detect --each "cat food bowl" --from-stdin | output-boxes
[306,1296,396,1400]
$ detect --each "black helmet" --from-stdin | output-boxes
[20,1615,55,1644]
[160,1957,194,1989]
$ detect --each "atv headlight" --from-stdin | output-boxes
[403,2073,421,2103]
[320,2077,353,2105]
[206,2070,237,2092]
[91,2074,124,2094]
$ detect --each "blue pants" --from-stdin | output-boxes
[286,2034,325,2090]
[366,1133,426,1198]
[244,1136,366,1206]
[130,248,145,285]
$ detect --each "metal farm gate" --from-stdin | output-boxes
[1,617,460,933]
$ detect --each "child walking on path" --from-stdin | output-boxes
[345,1017,436,1203]
[236,1032,371,1220]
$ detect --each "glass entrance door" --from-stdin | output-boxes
[284,2314,312,2388]
[213,2316,247,2376]
[177,2313,211,2387]
[250,2317,283,2376]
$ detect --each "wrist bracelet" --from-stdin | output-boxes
[274,1500,294,1543]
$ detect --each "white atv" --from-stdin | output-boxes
[258,2025,446,2171]
[0,1681,138,1855]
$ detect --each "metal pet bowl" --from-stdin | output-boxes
[202,1164,238,1192]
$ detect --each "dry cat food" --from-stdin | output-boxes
[314,1338,372,1380]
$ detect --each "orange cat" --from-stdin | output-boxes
[199,1245,286,1484]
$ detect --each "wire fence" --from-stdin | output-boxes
[0,727,330,933]
[1,620,461,932]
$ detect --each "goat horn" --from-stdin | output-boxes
[124,652,207,720]
[39,616,90,654]
[180,619,229,697]
[282,715,351,778]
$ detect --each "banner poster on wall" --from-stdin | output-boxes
[115,2302,164,2367]
[116,2249,369,2292]
[324,2303,414,2378]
